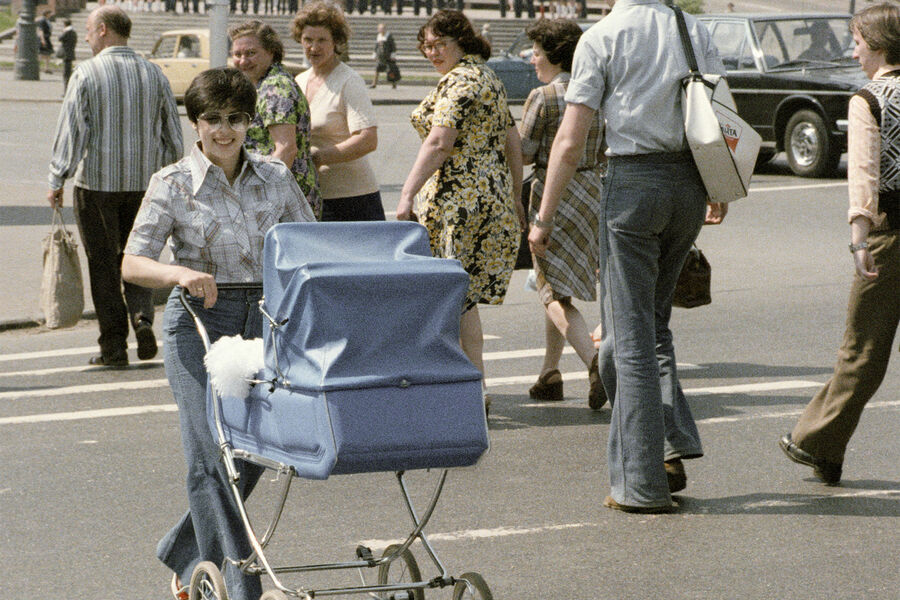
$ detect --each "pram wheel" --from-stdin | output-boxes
[376,544,424,600]
[451,572,492,600]
[189,561,229,600]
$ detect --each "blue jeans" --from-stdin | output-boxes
[156,287,264,600]
[598,152,706,507]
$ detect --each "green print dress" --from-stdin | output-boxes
[245,62,321,218]
[410,54,520,310]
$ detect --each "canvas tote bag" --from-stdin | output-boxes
[40,207,84,328]
[675,6,761,203]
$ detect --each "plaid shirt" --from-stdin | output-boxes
[125,143,315,283]
[520,72,604,173]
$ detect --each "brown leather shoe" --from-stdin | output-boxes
[665,458,687,493]
[603,495,677,514]
[529,369,563,401]
[588,354,608,410]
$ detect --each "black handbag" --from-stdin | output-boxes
[672,245,711,308]
[514,174,534,270]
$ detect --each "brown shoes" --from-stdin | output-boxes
[665,458,687,493]
[529,369,563,401]
[588,354,608,410]
[603,495,677,514]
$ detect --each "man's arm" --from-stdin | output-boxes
[527,102,595,256]
[160,82,184,166]
[47,74,87,206]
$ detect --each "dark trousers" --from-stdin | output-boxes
[62,59,73,93]
[791,229,900,464]
[413,0,432,15]
[73,187,154,358]
[513,0,535,17]
[498,0,506,17]
[320,191,386,222]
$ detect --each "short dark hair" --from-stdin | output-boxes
[228,20,285,64]
[291,2,352,56]
[851,3,900,66]
[95,6,132,39]
[526,18,583,73]
[417,10,491,60]
[184,68,257,123]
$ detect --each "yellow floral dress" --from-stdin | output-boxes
[410,54,521,310]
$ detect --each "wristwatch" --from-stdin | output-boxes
[848,241,869,253]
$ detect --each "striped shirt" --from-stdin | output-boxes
[125,143,315,283]
[48,45,183,192]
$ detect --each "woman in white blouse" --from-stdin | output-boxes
[292,1,385,222]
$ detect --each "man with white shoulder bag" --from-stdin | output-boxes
[529,0,728,514]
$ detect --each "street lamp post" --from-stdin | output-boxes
[14,0,40,81]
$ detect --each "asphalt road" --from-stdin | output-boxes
[2,103,899,599]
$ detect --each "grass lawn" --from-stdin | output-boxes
[1,8,17,32]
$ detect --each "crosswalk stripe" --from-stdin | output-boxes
[0,379,169,400]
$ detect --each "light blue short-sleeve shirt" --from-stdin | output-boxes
[566,0,724,156]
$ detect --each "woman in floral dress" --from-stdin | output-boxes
[397,10,525,407]
[230,20,321,218]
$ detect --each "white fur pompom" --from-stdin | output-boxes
[204,335,265,399]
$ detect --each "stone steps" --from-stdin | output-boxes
[1,8,601,76]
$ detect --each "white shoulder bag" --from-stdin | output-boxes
[675,6,761,203]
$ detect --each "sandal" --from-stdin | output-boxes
[529,369,563,401]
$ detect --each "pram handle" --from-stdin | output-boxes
[178,282,263,353]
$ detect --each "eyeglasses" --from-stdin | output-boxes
[420,37,452,55]
[198,112,252,131]
[231,48,258,60]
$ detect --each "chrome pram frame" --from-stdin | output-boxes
[180,284,491,600]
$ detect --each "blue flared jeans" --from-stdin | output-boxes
[598,152,706,508]
[156,286,264,600]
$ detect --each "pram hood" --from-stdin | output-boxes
[261,222,483,392]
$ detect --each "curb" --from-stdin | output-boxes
[0,310,97,333]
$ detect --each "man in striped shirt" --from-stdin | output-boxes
[47,5,183,368]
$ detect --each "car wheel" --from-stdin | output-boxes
[783,109,841,177]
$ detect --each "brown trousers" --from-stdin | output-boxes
[791,229,900,464]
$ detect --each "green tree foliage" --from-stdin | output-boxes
[675,0,706,14]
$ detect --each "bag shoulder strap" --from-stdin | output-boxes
[673,6,700,75]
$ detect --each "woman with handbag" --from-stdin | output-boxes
[519,19,607,409]
[780,3,900,486]
[371,22,399,89]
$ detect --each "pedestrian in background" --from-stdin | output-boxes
[230,20,322,218]
[519,18,606,409]
[371,22,398,88]
[122,68,314,600]
[58,17,77,93]
[293,2,385,221]
[36,10,54,73]
[780,2,900,487]
[397,10,525,413]
[47,5,183,368]
[529,0,727,513]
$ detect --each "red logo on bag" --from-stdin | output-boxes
[718,118,741,153]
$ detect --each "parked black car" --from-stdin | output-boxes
[490,14,865,178]
[699,13,867,177]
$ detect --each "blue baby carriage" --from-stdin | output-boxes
[181,222,493,599]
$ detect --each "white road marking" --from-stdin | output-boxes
[0,404,178,425]
[0,342,144,363]
[359,522,598,551]
[750,181,846,194]
[0,360,164,378]
[0,379,169,400]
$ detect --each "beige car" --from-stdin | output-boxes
[148,29,308,100]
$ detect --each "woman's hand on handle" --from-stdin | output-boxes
[178,268,218,309]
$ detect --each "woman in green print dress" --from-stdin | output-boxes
[397,10,525,407]
[229,20,321,218]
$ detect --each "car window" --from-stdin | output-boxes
[754,18,852,68]
[151,35,178,59]
[711,22,755,70]
[177,35,200,58]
